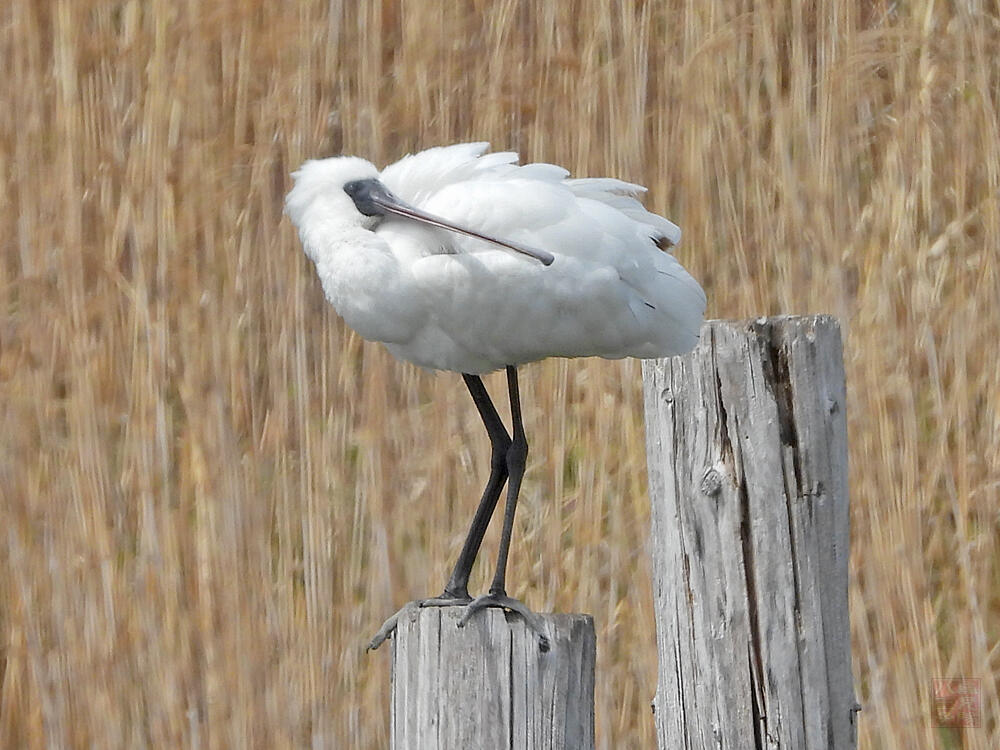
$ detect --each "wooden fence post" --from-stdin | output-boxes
[642,316,858,749]
[390,608,595,749]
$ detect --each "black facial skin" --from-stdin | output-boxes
[343,178,395,217]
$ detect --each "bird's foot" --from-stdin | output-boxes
[366,592,472,652]
[458,591,550,652]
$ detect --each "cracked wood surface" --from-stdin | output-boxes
[390,608,595,750]
[642,316,857,750]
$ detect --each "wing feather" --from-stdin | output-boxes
[377,144,702,356]
[566,178,682,246]
[380,142,518,202]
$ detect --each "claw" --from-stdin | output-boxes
[367,601,416,652]
[458,593,550,652]
[366,595,472,652]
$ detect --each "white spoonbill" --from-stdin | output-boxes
[286,142,706,652]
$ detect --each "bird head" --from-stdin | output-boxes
[285,156,382,233]
[286,154,555,266]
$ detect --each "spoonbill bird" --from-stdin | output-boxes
[286,143,705,652]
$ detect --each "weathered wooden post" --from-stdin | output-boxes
[390,608,595,749]
[642,316,858,749]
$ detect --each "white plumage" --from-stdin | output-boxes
[286,142,705,374]
[285,142,706,652]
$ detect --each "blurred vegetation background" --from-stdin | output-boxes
[2,1,998,747]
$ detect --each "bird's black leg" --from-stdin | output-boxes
[438,373,512,598]
[490,366,527,595]
[366,373,511,652]
[459,366,550,652]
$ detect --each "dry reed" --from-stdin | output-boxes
[1,1,998,747]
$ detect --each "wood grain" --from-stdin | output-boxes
[390,608,595,750]
[642,316,858,749]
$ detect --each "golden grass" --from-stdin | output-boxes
[2,0,997,747]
